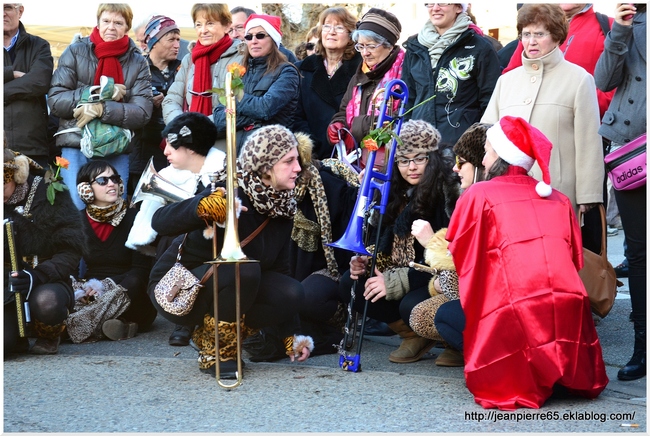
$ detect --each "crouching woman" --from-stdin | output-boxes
[148,124,314,377]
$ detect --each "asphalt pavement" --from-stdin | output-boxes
[3,229,646,434]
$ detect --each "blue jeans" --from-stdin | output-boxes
[60,147,129,210]
[434,299,465,352]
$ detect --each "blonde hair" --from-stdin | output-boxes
[97,3,133,31]
[191,3,232,27]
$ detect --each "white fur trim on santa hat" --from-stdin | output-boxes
[459,3,469,13]
[245,17,282,47]
[486,121,535,171]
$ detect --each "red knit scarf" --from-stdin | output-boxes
[90,27,129,85]
[190,36,233,115]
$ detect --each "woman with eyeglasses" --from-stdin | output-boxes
[481,4,604,226]
[327,8,404,169]
[70,160,157,343]
[4,150,86,355]
[408,122,490,368]
[293,8,363,160]
[162,3,244,147]
[48,3,153,210]
[401,3,500,146]
[338,119,460,364]
[213,13,300,155]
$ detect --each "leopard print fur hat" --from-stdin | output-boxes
[452,122,492,168]
[396,119,441,158]
[238,125,299,175]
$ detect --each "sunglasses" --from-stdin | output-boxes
[305,42,315,50]
[455,155,470,170]
[92,175,122,186]
[244,32,268,41]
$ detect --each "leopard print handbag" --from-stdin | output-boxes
[154,235,213,317]
[154,261,205,316]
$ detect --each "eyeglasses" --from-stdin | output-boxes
[228,25,244,36]
[305,42,315,51]
[455,155,470,170]
[322,24,347,34]
[520,31,551,41]
[92,175,122,186]
[354,43,381,53]
[424,3,452,8]
[244,32,268,41]
[3,4,19,13]
[100,18,126,28]
[396,155,429,168]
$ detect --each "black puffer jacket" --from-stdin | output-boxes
[3,22,53,158]
[401,29,500,145]
[48,36,153,151]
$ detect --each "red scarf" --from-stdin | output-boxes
[190,35,233,115]
[90,27,129,85]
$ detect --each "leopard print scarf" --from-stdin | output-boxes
[293,163,339,280]
[214,167,296,219]
[85,198,127,226]
[5,182,29,205]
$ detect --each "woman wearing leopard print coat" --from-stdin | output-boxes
[148,124,313,379]
[338,119,460,364]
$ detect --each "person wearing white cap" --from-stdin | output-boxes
[445,116,608,410]
[212,13,300,155]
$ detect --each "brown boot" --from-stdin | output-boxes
[387,319,436,363]
[435,348,464,367]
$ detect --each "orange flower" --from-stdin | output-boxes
[227,62,246,78]
[363,138,379,152]
[55,156,70,169]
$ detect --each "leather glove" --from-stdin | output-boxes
[73,102,104,128]
[112,83,127,101]
[197,188,227,226]
[9,269,41,296]
[327,122,356,152]
[327,122,345,145]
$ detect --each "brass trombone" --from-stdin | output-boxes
[206,72,257,388]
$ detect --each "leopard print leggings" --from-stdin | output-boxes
[193,314,259,370]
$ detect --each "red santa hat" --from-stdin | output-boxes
[486,116,553,197]
[245,14,282,48]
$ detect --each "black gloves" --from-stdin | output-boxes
[9,269,40,295]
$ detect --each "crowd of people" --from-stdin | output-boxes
[3,2,646,410]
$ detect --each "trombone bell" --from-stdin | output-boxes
[130,157,193,206]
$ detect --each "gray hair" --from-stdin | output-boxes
[351,29,390,48]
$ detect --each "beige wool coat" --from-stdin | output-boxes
[481,47,604,209]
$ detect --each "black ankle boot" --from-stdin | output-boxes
[618,330,646,381]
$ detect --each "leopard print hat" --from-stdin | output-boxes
[452,122,492,168]
[396,119,441,158]
[238,125,299,175]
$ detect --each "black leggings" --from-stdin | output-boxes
[434,299,465,352]
[300,273,341,322]
[150,262,304,330]
[4,281,74,352]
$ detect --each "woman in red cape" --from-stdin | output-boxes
[446,116,608,410]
